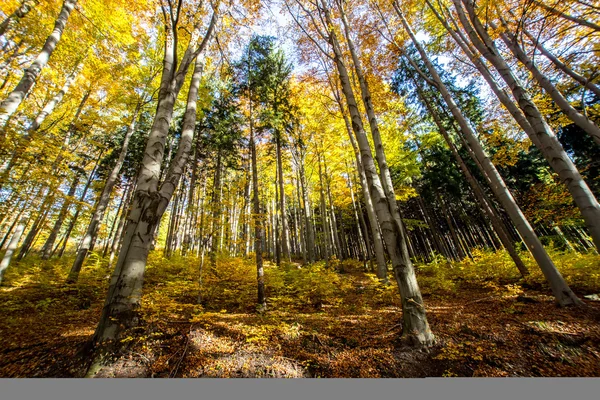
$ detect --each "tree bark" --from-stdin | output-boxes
[319,1,433,345]
[67,104,141,282]
[276,136,291,261]
[413,79,529,275]
[397,3,580,305]
[298,149,315,263]
[0,0,77,130]
[0,220,25,284]
[250,116,266,310]
[40,168,81,259]
[341,108,387,280]
[90,34,210,347]
[454,0,600,251]
[0,0,39,38]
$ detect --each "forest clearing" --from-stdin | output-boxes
[1,0,600,379]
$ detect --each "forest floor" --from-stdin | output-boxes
[0,250,600,378]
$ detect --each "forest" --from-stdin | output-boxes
[0,0,599,378]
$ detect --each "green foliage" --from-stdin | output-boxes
[414,246,600,296]
[274,261,355,310]
[142,254,356,314]
[524,248,600,294]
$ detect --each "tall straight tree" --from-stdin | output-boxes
[233,35,293,305]
[0,0,77,130]
[286,0,434,346]
[448,0,600,251]
[392,2,581,306]
[87,2,217,353]
[67,100,144,282]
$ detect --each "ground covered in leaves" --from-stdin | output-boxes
[0,248,599,378]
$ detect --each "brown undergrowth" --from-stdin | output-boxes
[0,248,599,378]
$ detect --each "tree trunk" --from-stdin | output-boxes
[398,3,580,305]
[250,119,266,310]
[317,154,331,262]
[338,1,411,262]
[0,61,82,187]
[90,49,207,346]
[276,136,291,261]
[414,81,529,275]
[209,151,222,267]
[0,0,77,130]
[321,1,433,346]
[108,181,136,268]
[0,220,25,284]
[453,0,600,251]
[0,0,38,37]
[40,169,81,259]
[57,151,103,257]
[68,105,140,282]
[323,155,343,259]
[298,152,315,263]
[341,110,387,280]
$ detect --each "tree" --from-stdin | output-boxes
[87,1,218,357]
[0,0,77,130]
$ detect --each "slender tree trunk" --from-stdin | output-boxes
[40,169,81,259]
[338,1,411,261]
[0,61,83,187]
[453,0,600,251]
[0,220,25,284]
[183,142,200,255]
[298,152,315,263]
[0,204,25,250]
[321,2,433,345]
[347,161,369,261]
[335,89,388,280]
[317,154,331,262]
[436,192,466,260]
[323,156,343,259]
[68,105,141,282]
[209,151,222,267]
[250,119,266,310]
[397,4,580,305]
[102,185,127,257]
[414,81,529,275]
[417,195,446,259]
[108,181,135,268]
[0,0,77,130]
[57,151,103,257]
[17,190,53,260]
[90,48,208,347]
[276,136,291,261]
[554,225,576,252]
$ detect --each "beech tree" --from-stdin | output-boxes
[0,0,77,130]
[87,1,219,352]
